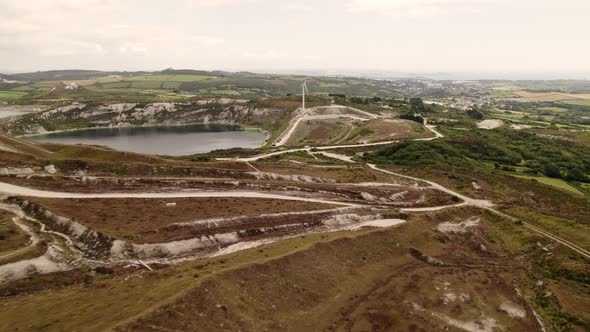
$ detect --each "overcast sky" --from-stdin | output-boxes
[1,0,589,76]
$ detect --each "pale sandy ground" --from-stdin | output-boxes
[477,119,503,129]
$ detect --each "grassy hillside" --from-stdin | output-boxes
[0,207,586,331]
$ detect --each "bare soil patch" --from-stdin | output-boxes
[477,119,503,129]
[349,119,431,143]
[285,119,351,146]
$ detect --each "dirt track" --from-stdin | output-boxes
[0,110,587,282]
[0,182,358,207]
[232,117,590,260]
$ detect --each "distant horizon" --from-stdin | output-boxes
[2,67,590,81]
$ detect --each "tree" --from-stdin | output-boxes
[350,96,364,104]
[400,113,424,124]
[409,98,425,113]
[543,164,561,178]
[466,108,484,119]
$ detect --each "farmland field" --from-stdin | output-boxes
[0,91,26,100]
[563,99,590,106]
[513,91,584,102]
[489,91,518,98]
[538,106,568,112]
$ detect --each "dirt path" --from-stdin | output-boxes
[266,121,590,260]
[273,107,376,147]
[489,208,590,259]
[2,114,588,274]
[0,203,85,282]
[0,205,40,260]
[367,163,590,259]
[312,151,354,163]
[228,140,398,162]
[0,182,358,207]
[226,118,440,162]
[367,164,494,209]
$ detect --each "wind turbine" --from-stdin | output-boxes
[301,79,309,111]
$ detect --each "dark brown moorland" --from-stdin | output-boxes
[26,197,336,240]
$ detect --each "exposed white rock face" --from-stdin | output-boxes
[77,103,137,119]
[64,82,80,90]
[0,167,35,175]
[248,171,335,183]
[436,217,480,234]
[44,164,57,174]
[39,103,86,120]
[110,233,241,259]
[0,245,68,283]
[323,214,377,227]
[9,99,285,136]
[499,301,527,319]
[137,103,177,116]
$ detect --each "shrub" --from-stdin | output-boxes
[544,164,562,178]
[466,108,484,119]
[359,128,374,136]
[565,168,588,182]
[400,113,424,124]
[409,98,425,113]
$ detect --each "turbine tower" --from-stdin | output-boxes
[301,79,309,111]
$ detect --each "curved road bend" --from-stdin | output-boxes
[230,116,590,259]
[0,182,359,207]
[1,116,587,259]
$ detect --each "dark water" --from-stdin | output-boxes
[26,124,266,156]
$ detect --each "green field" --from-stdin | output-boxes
[10,86,34,92]
[492,84,518,91]
[0,91,26,100]
[489,91,518,98]
[319,83,346,88]
[100,82,132,89]
[563,99,590,106]
[0,69,413,100]
[490,113,580,129]
[130,81,163,89]
[513,175,584,195]
[77,74,216,92]
[162,81,182,89]
[103,74,213,83]
[538,106,568,113]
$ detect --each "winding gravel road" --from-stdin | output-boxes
[230,114,590,259]
[1,110,587,261]
[0,182,358,207]
[274,112,374,147]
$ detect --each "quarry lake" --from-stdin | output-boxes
[25,124,267,156]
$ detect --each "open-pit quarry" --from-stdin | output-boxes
[0,102,587,331]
